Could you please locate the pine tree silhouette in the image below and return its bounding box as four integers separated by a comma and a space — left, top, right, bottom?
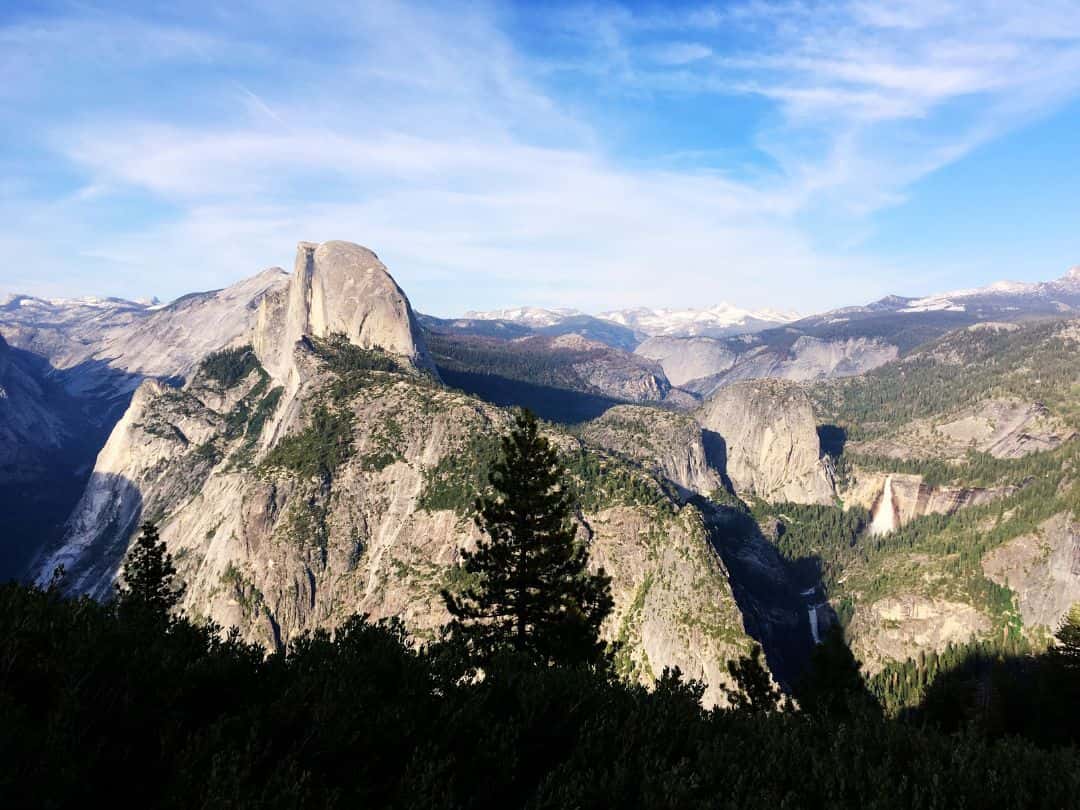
116, 521, 185, 619
723, 644, 786, 713
442, 410, 613, 667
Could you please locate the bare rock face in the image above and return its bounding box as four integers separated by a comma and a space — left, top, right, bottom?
982, 513, 1080, 631
635, 336, 738, 388
0, 333, 68, 480
32, 377, 225, 593
1, 269, 289, 402
844, 471, 1017, 536
696, 380, 834, 504
548, 334, 671, 403
638, 334, 898, 395
255, 241, 434, 384
580, 405, 723, 497
848, 594, 992, 674
589, 505, 752, 707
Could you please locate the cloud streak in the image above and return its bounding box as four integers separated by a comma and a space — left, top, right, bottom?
1, 0, 1079, 315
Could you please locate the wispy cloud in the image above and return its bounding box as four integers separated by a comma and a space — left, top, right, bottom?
2, 0, 1079, 314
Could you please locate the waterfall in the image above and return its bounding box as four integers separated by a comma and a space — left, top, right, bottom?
869, 474, 896, 536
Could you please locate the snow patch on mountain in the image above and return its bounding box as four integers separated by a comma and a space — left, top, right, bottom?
462, 306, 583, 327
599, 304, 799, 337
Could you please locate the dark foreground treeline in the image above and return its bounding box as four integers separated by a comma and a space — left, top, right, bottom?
3, 582, 1080, 810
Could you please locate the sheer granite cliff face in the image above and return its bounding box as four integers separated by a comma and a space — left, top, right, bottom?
254, 241, 435, 386
696, 380, 835, 505
1, 269, 289, 403
36, 242, 758, 707
637, 334, 897, 394
982, 513, 1080, 632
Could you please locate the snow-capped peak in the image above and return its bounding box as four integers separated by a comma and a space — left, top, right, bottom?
462, 306, 583, 328
460, 301, 799, 338
597, 303, 799, 337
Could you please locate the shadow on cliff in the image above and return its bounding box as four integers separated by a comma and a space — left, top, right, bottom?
816, 424, 847, 459
700, 429, 736, 494
0, 346, 144, 583
695, 497, 841, 692
31, 472, 144, 601
892, 644, 1080, 748
437, 366, 622, 423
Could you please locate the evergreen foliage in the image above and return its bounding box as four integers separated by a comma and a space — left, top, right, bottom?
309, 333, 404, 402
199, 345, 260, 388
115, 521, 185, 619
441, 409, 614, 667
811, 319, 1080, 439
262, 405, 353, 481
722, 644, 786, 714
4, 580, 1080, 808
1051, 603, 1080, 670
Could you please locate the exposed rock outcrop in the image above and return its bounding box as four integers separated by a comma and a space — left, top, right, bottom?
35, 243, 760, 707
848, 594, 992, 674
254, 241, 434, 385
982, 513, 1080, 631
696, 380, 835, 504
844, 471, 1017, 536
579, 405, 723, 496
638, 334, 897, 395
550, 334, 671, 403
850, 398, 1075, 462
635, 336, 738, 388
0, 269, 289, 403
0, 333, 68, 481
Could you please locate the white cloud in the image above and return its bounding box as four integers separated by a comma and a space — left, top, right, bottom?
3, 0, 1080, 315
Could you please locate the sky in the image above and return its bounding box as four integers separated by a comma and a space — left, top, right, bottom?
2, 0, 1079, 317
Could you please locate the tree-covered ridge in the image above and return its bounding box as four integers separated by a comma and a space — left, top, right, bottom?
198, 345, 261, 388
811, 319, 1080, 441
748, 428, 1078, 685
258, 335, 415, 481
417, 427, 679, 517
841, 438, 1075, 488
4, 580, 1080, 808
426, 330, 613, 391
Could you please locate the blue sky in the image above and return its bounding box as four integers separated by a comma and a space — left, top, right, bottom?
2, 0, 1079, 316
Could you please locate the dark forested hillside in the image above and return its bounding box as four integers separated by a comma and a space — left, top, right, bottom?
3, 581, 1080, 809
424, 329, 678, 422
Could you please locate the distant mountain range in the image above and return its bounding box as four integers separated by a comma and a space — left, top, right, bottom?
459, 268, 1080, 340
3, 241, 1079, 708
463, 302, 799, 339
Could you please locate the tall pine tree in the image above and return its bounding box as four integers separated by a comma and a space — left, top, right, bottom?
442, 410, 613, 667
116, 521, 185, 620
1051, 603, 1080, 670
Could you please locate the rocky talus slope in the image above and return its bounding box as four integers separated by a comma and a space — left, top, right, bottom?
34, 241, 762, 706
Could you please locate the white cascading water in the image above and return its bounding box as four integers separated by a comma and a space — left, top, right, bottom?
869, 475, 897, 536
